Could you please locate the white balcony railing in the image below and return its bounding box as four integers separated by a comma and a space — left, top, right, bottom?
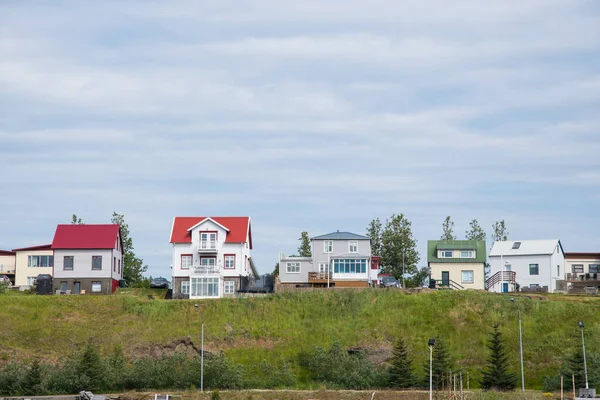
191, 265, 221, 276
198, 240, 217, 252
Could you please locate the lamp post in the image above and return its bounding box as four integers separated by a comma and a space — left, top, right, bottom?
510, 298, 525, 393
428, 338, 435, 400
194, 304, 205, 392
578, 321, 589, 389
402, 249, 405, 289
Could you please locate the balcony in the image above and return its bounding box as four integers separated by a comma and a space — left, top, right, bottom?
190, 265, 221, 276
566, 272, 600, 282
308, 272, 332, 283
197, 241, 218, 253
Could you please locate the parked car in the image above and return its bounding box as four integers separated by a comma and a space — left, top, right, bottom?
0, 275, 11, 285
380, 276, 400, 288
34, 274, 52, 286
150, 277, 170, 289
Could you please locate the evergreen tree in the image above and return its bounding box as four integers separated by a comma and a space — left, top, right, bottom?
388, 337, 415, 388
465, 219, 486, 241
71, 214, 84, 224
76, 341, 105, 392
480, 324, 517, 391
273, 262, 279, 277
297, 231, 312, 257
565, 346, 587, 389
423, 337, 452, 390
366, 218, 383, 256
441, 216, 456, 241
21, 359, 43, 396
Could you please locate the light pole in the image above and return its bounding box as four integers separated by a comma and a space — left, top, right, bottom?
402, 249, 405, 289
194, 304, 205, 392
428, 338, 435, 400
510, 298, 525, 393
578, 321, 589, 389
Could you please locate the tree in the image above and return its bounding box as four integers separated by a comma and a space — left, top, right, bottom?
71, 214, 84, 224
366, 218, 383, 256
297, 231, 311, 257
423, 337, 453, 390
405, 267, 429, 288
491, 220, 509, 242
381, 214, 419, 279
273, 263, 279, 277
480, 324, 517, 391
441, 216, 456, 241
77, 341, 105, 391
465, 219, 486, 241
388, 337, 416, 388
111, 212, 148, 287
21, 359, 43, 396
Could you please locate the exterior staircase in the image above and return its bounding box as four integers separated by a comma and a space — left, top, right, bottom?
485, 271, 516, 291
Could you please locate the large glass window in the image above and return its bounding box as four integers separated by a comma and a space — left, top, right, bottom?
286, 262, 300, 273
92, 256, 102, 270
27, 255, 53, 268
589, 264, 600, 273
529, 264, 539, 275
64, 256, 74, 271
572, 264, 584, 273
461, 270, 474, 283
191, 277, 219, 297
333, 259, 367, 274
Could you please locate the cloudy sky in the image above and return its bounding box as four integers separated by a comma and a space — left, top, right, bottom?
1, 0, 599, 277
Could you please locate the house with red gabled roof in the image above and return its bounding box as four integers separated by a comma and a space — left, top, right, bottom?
169, 216, 258, 299
52, 224, 123, 294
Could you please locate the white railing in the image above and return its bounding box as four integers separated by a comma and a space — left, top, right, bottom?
191, 265, 221, 276
198, 241, 217, 251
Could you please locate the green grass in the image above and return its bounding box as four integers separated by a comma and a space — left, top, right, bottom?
0, 289, 598, 389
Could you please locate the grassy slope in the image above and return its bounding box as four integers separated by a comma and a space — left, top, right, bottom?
0, 289, 598, 389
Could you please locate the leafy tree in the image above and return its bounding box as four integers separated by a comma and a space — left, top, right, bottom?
441, 216, 456, 241
466, 219, 486, 241
366, 218, 383, 256
423, 337, 453, 390
71, 214, 84, 224
111, 212, 148, 287
388, 337, 416, 388
21, 359, 43, 396
297, 231, 312, 257
381, 214, 419, 279
405, 267, 429, 288
273, 263, 279, 277
491, 220, 509, 242
480, 324, 517, 391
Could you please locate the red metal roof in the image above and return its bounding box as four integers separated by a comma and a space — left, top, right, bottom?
170, 217, 252, 248
0, 250, 16, 256
12, 244, 52, 252
52, 224, 120, 249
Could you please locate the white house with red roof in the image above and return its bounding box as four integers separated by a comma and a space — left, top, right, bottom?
169, 216, 258, 299
52, 224, 123, 295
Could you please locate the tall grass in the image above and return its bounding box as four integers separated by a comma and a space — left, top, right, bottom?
0, 289, 597, 389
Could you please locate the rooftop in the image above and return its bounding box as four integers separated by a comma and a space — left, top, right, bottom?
489, 239, 562, 256
311, 231, 370, 240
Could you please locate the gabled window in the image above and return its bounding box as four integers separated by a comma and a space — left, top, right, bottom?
324, 241, 333, 253
349, 241, 358, 253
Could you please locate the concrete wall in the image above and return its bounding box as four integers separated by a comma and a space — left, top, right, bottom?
430, 262, 486, 290
53, 277, 115, 295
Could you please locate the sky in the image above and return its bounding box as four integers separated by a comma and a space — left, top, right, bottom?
1, 0, 599, 278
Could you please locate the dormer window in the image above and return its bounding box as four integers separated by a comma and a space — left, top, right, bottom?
440, 250, 453, 258
460, 250, 475, 258
512, 242, 521, 249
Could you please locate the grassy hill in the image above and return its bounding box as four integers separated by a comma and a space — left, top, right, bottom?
0, 288, 598, 389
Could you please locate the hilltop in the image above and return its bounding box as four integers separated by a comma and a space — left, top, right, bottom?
0, 289, 598, 389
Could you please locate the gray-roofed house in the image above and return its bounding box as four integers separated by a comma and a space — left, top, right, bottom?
278, 230, 381, 289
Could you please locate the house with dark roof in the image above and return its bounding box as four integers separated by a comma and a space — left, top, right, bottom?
427, 240, 486, 290
52, 224, 123, 294
278, 231, 381, 289
13, 244, 53, 287
169, 216, 257, 299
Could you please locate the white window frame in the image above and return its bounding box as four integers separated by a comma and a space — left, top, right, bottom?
318, 263, 330, 273
181, 280, 190, 295
181, 255, 192, 270
349, 241, 358, 253
224, 280, 235, 295
461, 270, 474, 284
286, 262, 301, 274
439, 250, 453, 258
91, 281, 102, 293
92, 255, 102, 271
460, 250, 474, 258
224, 255, 235, 269
324, 240, 333, 253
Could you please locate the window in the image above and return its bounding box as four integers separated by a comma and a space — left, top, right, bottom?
440, 250, 453, 258
27, 276, 36, 285
92, 256, 102, 270
190, 277, 219, 297
60, 281, 68, 292
572, 264, 584, 273
181, 255, 193, 270
557, 265, 560, 276
200, 232, 217, 249
224, 281, 235, 295
319, 263, 330, 274
91, 281, 102, 293
114, 257, 116, 272
27, 255, 53, 267
324, 241, 333, 253
461, 270, 474, 284
333, 259, 367, 274
181, 280, 190, 295
588, 264, 600, 273
118, 259, 121, 274
224, 255, 236, 269
529, 264, 539, 275
512, 242, 522, 249
349, 241, 358, 253
460, 251, 474, 258
286, 262, 301, 273
63, 256, 74, 271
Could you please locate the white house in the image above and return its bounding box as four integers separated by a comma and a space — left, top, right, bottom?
488, 240, 564, 293
52, 224, 123, 295
169, 216, 258, 299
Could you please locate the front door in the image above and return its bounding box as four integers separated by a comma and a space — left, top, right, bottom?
74, 282, 81, 294
502, 282, 509, 293
441, 271, 450, 287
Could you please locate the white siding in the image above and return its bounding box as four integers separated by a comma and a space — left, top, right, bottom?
54, 249, 114, 279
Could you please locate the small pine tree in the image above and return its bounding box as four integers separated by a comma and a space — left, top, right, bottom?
423, 337, 452, 390
388, 337, 415, 388
77, 341, 105, 392
565, 346, 587, 389
480, 324, 517, 391
21, 359, 43, 395
297, 232, 312, 257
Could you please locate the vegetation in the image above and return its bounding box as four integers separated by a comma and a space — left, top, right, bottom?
441, 216, 456, 241
423, 336, 453, 390
491, 220, 509, 241
480, 324, 517, 391
388, 337, 416, 388
378, 214, 419, 278
111, 212, 149, 287
297, 232, 311, 258
466, 219, 486, 241
0, 289, 598, 392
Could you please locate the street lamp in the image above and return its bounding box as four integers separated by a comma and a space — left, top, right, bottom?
402, 249, 405, 289
578, 321, 589, 390
194, 304, 205, 392
510, 298, 525, 393
428, 338, 435, 400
